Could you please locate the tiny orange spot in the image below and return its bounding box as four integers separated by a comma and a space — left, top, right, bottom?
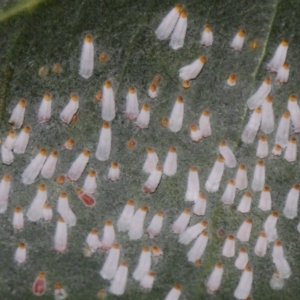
96, 90, 103, 102
56, 175, 66, 185
127, 139, 136, 150
161, 117, 169, 128
251, 40, 259, 50
100, 52, 108, 63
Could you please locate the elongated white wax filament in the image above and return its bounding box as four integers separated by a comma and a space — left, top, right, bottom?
155, 5, 183, 40
179, 57, 207, 81
170, 9, 187, 50
60, 94, 79, 124
79, 34, 94, 79
168, 96, 184, 132
205, 155, 224, 193
200, 25, 213, 47
9, 99, 26, 129
246, 78, 271, 110
267, 39, 289, 72
101, 81, 115, 121
241, 107, 262, 144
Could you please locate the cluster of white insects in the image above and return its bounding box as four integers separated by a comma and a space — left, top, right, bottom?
0, 3, 298, 299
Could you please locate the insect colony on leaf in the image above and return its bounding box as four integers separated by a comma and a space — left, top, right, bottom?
0, 3, 298, 299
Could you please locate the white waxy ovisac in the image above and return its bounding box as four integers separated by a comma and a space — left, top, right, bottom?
276, 62, 290, 83
57, 192, 77, 227
4, 130, 16, 150
236, 219, 252, 242
21, 149, 47, 185
82, 170, 97, 194
165, 285, 182, 300
126, 87, 139, 120
270, 270, 285, 290
284, 137, 297, 162
246, 78, 272, 110
14, 242, 26, 264
283, 184, 300, 219
79, 34, 94, 79
0, 174, 11, 213
187, 231, 209, 263
155, 5, 183, 40
86, 229, 102, 250
117, 200, 135, 232
200, 25, 213, 46
199, 110, 211, 137
54, 284, 67, 300
185, 167, 200, 202
179, 220, 208, 245
128, 206, 148, 240
261, 95, 275, 134
272, 144, 282, 156
108, 162, 120, 181
148, 84, 158, 99
59, 94, 79, 124
8, 99, 27, 129
258, 186, 272, 211
235, 164, 248, 190
254, 232, 267, 257
251, 160, 265, 192
133, 246, 152, 281
241, 107, 262, 144
230, 29, 246, 51
41, 150, 58, 179
222, 235, 235, 258
272, 241, 291, 278
14, 125, 31, 154
101, 221, 115, 250
136, 104, 150, 129
190, 124, 202, 142
235, 248, 249, 270
9, 99, 26, 129
221, 179, 236, 205
168, 97, 184, 132
26, 184, 47, 222
205, 155, 225, 193
1, 144, 14, 165
140, 272, 156, 290
38, 93, 52, 123
109, 262, 128, 295
275, 111, 290, 148
95, 122, 111, 161
179, 57, 207, 81
172, 208, 191, 234
219, 141, 236, 168
193, 193, 206, 216
256, 136, 268, 158
143, 148, 159, 173
42, 203, 53, 221
163, 147, 177, 176
234, 266, 253, 300
13, 207, 24, 230
237, 192, 252, 213
1, 143, 14, 165
102, 81, 115, 121
54, 217, 67, 253
147, 211, 164, 238
287, 94, 300, 133
263, 212, 278, 242
100, 244, 121, 280
170, 10, 187, 50
206, 263, 224, 293
267, 39, 289, 72
143, 166, 162, 194
67, 150, 90, 181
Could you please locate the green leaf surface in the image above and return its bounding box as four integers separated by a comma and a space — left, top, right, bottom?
0, 0, 300, 299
